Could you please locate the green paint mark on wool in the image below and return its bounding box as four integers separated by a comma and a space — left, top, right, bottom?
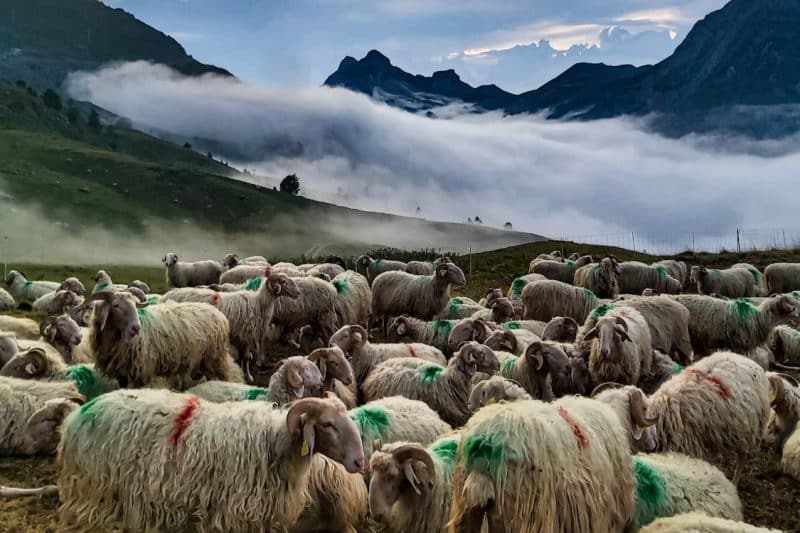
581, 288, 596, 300
463, 434, 504, 479
654, 265, 667, 279
245, 387, 268, 400
243, 277, 263, 291
430, 437, 458, 468
510, 278, 526, 296
332, 279, 348, 295
670, 364, 684, 375
92, 281, 109, 294
78, 396, 103, 425
452, 297, 465, 305
350, 406, 391, 437
732, 298, 758, 320
145, 295, 160, 305
633, 456, 667, 526
64, 364, 98, 399
501, 356, 518, 376
421, 365, 444, 383
375, 259, 384, 266
433, 320, 453, 336
747, 267, 762, 285
591, 303, 614, 318
502, 321, 521, 330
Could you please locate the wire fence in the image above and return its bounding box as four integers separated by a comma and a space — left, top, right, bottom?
554, 228, 800, 256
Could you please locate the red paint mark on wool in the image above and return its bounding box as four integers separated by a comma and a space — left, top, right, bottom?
210, 292, 221, 307
170, 396, 201, 446
557, 407, 588, 448
407, 345, 417, 358
687, 370, 731, 400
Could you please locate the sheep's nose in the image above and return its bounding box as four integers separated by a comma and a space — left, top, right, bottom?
354, 457, 365, 471
128, 324, 141, 338
600, 347, 610, 358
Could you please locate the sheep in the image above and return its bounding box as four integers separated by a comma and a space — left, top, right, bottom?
0, 316, 39, 339
91, 270, 127, 294
541, 316, 579, 342
219, 263, 272, 284
40, 314, 92, 364
468, 375, 532, 411
57, 392, 365, 531
129, 280, 150, 294
187, 381, 271, 403
573, 256, 622, 298
85, 290, 238, 389
484, 328, 539, 356
308, 263, 346, 280
331, 270, 371, 328
164, 273, 300, 381
766, 324, 800, 366
580, 296, 693, 366
507, 273, 546, 305
496, 340, 572, 400
269, 276, 338, 347
470, 297, 514, 324
362, 341, 500, 427
763, 373, 800, 449
162, 252, 223, 287
590, 383, 662, 454
267, 356, 325, 405
1, 348, 118, 400
329, 324, 446, 385
653, 260, 688, 288
405, 260, 435, 275
369, 435, 460, 533
630, 452, 742, 528
31, 289, 82, 317
639, 350, 685, 394
500, 319, 546, 336
349, 396, 452, 462
446, 318, 497, 355
0, 287, 13, 311
639, 512, 780, 532
781, 425, 800, 481
528, 255, 592, 283
618, 262, 682, 295
646, 352, 770, 479
0, 376, 83, 456
371, 262, 466, 334
449, 396, 636, 533
731, 263, 767, 295
534, 251, 562, 261
691, 266, 757, 298
765, 263, 800, 294
356, 256, 407, 284
437, 297, 485, 320
672, 294, 799, 358
521, 279, 600, 323
308, 346, 357, 409
4, 270, 60, 304
526, 340, 591, 397
386, 315, 459, 354
584, 306, 653, 388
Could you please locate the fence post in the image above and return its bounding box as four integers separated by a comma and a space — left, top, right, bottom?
736, 228, 741, 254
468, 244, 472, 280
784, 229, 787, 249
631, 232, 636, 252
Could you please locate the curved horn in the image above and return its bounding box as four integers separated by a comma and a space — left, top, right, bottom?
769, 374, 786, 407
285, 361, 304, 389
391, 445, 435, 487
350, 324, 369, 347
775, 373, 800, 389
771, 361, 800, 372
285, 397, 323, 438
591, 382, 624, 397
629, 389, 659, 427
24, 348, 49, 376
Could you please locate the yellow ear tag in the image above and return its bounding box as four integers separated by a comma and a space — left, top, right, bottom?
769, 391, 776, 403
300, 441, 310, 457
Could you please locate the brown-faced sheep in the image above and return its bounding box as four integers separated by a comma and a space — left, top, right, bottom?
387, 316, 460, 354
40, 315, 92, 364
446, 318, 497, 355
219, 263, 272, 284
584, 307, 652, 387
308, 346, 357, 409
362, 342, 500, 427
573, 256, 622, 299
31, 290, 82, 317
163, 252, 222, 287
521, 279, 599, 323
484, 328, 539, 356
269, 276, 338, 348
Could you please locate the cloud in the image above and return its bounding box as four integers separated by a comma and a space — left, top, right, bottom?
65, 62, 800, 253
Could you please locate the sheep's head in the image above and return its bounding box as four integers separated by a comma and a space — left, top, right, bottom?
130, 280, 151, 294
583, 315, 631, 362
569, 356, 590, 396
163, 253, 179, 267
447, 319, 494, 355
222, 253, 240, 269
542, 316, 579, 342
484, 288, 503, 304
550, 250, 562, 258
325, 255, 346, 269
307, 270, 331, 282
329, 325, 369, 356
525, 341, 569, 374
0, 333, 20, 367
387, 315, 413, 342
356, 255, 373, 269
308, 346, 354, 386
286, 394, 365, 474
86, 290, 144, 340
568, 253, 580, 261
489, 298, 514, 324
93, 270, 111, 284
42, 314, 82, 350
279, 356, 324, 399
266, 273, 301, 299
52, 290, 82, 313
456, 341, 499, 376
484, 330, 518, 354
642, 288, 659, 297
435, 263, 466, 287
5, 270, 23, 287
592, 383, 659, 452
123, 287, 147, 303
0, 347, 51, 378
768, 294, 799, 323
59, 277, 86, 296
764, 373, 800, 445
690, 265, 707, 284
20, 397, 83, 456
468, 375, 529, 411
369, 443, 436, 522
575, 255, 593, 267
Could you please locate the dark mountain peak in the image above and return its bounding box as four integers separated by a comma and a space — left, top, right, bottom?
363, 50, 392, 65
338, 56, 359, 69
432, 69, 460, 81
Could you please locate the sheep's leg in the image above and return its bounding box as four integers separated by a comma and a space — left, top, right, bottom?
1, 485, 58, 498
242, 357, 254, 384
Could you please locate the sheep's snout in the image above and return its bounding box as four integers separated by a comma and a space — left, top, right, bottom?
127, 324, 141, 339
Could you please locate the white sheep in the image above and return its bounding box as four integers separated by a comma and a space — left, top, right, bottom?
91, 270, 127, 294
4, 270, 60, 304
31, 289, 82, 317
356, 256, 407, 284
40, 314, 93, 364
386, 315, 459, 354
219, 263, 272, 284
584, 306, 653, 387
653, 260, 688, 288
331, 270, 371, 328
618, 262, 682, 295
57, 392, 365, 531
691, 266, 758, 298
521, 279, 599, 323
405, 260, 435, 275
767, 325, 800, 365
639, 512, 780, 532
266, 356, 325, 405
269, 276, 338, 347
765, 263, 800, 294
362, 341, 500, 427
163, 252, 223, 287
187, 381, 271, 403
0, 287, 14, 311
573, 256, 622, 299
0, 316, 39, 339
308, 346, 357, 409
0, 376, 83, 456
468, 375, 532, 411
528, 255, 592, 283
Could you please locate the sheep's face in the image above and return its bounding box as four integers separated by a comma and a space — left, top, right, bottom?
286, 395, 365, 474
5, 270, 22, 287
283, 358, 324, 398
21, 398, 82, 456
447, 320, 491, 355
309, 346, 354, 386
484, 330, 516, 354
356, 256, 372, 269
163, 253, 178, 267
60, 278, 86, 296
490, 298, 514, 324
93, 292, 141, 340
47, 315, 83, 348
584, 316, 630, 362
386, 316, 411, 342
485, 288, 503, 303
765, 374, 800, 445
468, 377, 510, 411
0, 348, 50, 378
436, 263, 466, 287
541, 316, 579, 343
0, 334, 19, 367
457, 342, 500, 375
53, 290, 82, 312
690, 265, 706, 284
329, 325, 368, 356
130, 280, 150, 294
764, 410, 794, 445
222, 254, 240, 269
569, 357, 590, 395
267, 274, 301, 299
369, 445, 435, 522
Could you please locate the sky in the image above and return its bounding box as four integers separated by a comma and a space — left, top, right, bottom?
105, 0, 729, 91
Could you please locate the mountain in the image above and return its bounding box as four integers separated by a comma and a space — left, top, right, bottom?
326, 0, 800, 137
0, 0, 231, 91
324, 50, 514, 112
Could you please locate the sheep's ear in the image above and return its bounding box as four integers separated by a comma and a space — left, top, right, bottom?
781, 297, 796, 314
301, 419, 315, 457
45, 325, 57, 343
396, 321, 407, 335
25, 398, 80, 450
317, 358, 327, 381
583, 326, 599, 341
615, 325, 632, 342
96, 303, 111, 332
403, 461, 423, 495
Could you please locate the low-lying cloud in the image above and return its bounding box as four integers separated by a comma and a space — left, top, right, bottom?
65, 61, 800, 248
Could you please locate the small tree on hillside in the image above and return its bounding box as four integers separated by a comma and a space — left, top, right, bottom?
42, 89, 62, 111
504, 222, 513, 230
280, 174, 301, 195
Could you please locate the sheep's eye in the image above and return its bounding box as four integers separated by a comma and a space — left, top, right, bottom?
329, 362, 337, 367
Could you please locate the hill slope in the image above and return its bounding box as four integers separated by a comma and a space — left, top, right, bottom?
0, 0, 231, 91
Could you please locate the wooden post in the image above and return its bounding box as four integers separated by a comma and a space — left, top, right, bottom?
736, 228, 741, 254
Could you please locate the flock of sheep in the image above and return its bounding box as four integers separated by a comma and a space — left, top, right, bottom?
2, 250, 800, 532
